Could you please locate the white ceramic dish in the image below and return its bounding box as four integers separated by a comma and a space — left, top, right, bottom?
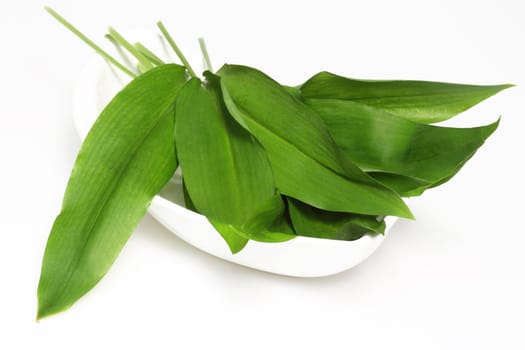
72, 34, 400, 277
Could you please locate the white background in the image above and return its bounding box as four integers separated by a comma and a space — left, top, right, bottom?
1, 0, 524, 349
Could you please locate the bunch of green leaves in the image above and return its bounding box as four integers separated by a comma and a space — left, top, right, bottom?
37, 8, 511, 319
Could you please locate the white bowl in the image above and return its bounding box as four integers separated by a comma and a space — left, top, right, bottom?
72, 35, 399, 277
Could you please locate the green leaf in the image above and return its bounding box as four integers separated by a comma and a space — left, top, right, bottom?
174, 74, 291, 252
287, 198, 385, 241
182, 180, 197, 212
235, 195, 297, 243
300, 71, 512, 123
305, 98, 499, 186
368, 172, 430, 197
210, 217, 295, 247
207, 220, 249, 254
218, 64, 412, 219
37, 64, 187, 320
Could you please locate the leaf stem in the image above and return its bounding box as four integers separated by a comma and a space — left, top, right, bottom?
198, 37, 213, 72
44, 7, 136, 78
104, 34, 138, 74
135, 42, 165, 66
157, 21, 196, 77
107, 28, 154, 73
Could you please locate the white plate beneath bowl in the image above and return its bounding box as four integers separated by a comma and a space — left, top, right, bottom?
72, 33, 401, 277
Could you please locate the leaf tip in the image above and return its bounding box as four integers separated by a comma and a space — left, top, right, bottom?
483, 83, 515, 99
229, 243, 247, 254
405, 211, 416, 221
397, 206, 416, 221
36, 301, 55, 321
395, 199, 416, 220
36, 282, 73, 321
482, 117, 501, 138
389, 196, 415, 220
36, 294, 75, 321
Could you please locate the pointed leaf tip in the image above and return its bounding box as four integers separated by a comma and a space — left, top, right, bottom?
300, 72, 514, 124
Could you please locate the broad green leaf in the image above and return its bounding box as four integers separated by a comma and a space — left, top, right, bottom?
300, 71, 512, 123
218, 64, 412, 219
305, 98, 499, 186
37, 64, 187, 319
368, 172, 430, 197
287, 198, 385, 241
174, 75, 292, 252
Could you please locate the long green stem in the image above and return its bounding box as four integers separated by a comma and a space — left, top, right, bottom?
107, 28, 154, 72
198, 38, 213, 72
44, 7, 136, 78
135, 43, 165, 66
104, 34, 138, 74
157, 21, 196, 77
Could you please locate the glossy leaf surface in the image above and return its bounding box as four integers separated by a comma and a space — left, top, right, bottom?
300, 71, 511, 123
175, 75, 293, 252
288, 198, 385, 241
37, 64, 187, 319
306, 98, 499, 185
218, 64, 412, 219
368, 172, 430, 197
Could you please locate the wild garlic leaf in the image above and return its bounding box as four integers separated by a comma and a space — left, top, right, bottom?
300, 71, 512, 124
306, 99, 499, 186
174, 74, 291, 253
287, 198, 385, 241
218, 64, 412, 219
37, 64, 187, 320
367, 172, 431, 197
